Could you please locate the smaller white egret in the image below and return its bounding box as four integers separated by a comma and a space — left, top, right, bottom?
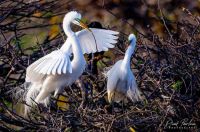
106, 34, 142, 103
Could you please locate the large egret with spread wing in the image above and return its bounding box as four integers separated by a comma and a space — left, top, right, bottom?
25, 11, 119, 115
106, 34, 141, 103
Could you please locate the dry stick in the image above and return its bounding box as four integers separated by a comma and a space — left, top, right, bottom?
158, 90, 175, 129
157, 0, 173, 41
1, 7, 36, 29
0, 1, 66, 130
107, 116, 115, 132
16, 23, 61, 31
0, 0, 198, 130
182, 7, 200, 24
0, 30, 8, 42
34, 33, 46, 55
0, 1, 17, 23
0, 1, 56, 32
4, 66, 15, 84
0, 100, 40, 126
0, 34, 16, 50
106, 108, 151, 131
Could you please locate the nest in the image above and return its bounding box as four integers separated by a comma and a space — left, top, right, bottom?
0, 0, 199, 131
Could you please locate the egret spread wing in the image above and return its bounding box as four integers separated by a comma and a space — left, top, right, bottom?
76, 28, 119, 54
106, 60, 122, 77
106, 60, 122, 103
26, 50, 72, 82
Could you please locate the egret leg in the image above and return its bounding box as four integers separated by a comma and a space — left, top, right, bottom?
111, 101, 114, 114
122, 100, 127, 130
35, 75, 60, 104
109, 92, 114, 114
35, 85, 56, 104
91, 83, 93, 101
35, 89, 49, 104
76, 79, 87, 108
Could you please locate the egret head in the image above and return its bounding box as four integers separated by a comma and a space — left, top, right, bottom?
64, 11, 81, 23
128, 34, 136, 43
64, 11, 90, 31
124, 33, 137, 56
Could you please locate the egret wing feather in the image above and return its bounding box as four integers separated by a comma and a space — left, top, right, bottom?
60, 28, 119, 54
57, 58, 65, 74
76, 28, 119, 54
106, 60, 122, 103
106, 60, 122, 77
26, 50, 72, 83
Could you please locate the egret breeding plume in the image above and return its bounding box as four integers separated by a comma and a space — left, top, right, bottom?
25, 11, 119, 115
106, 34, 141, 103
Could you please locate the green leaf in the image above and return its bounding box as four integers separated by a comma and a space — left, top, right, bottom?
97, 61, 106, 68
43, 11, 53, 18
3, 98, 12, 108
171, 80, 182, 90
137, 60, 143, 65
143, 99, 148, 106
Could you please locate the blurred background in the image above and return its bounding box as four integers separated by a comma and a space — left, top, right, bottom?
1, 0, 199, 53
0, 0, 200, 131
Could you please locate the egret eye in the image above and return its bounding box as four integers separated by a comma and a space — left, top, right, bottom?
75, 18, 80, 22
72, 18, 81, 26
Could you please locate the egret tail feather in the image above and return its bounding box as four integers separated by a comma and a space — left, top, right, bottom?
24, 83, 41, 116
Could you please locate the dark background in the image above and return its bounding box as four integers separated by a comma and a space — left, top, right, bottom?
0, 0, 200, 131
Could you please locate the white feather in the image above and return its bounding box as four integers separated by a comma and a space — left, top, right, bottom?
106, 34, 142, 103
60, 28, 119, 54
26, 50, 72, 83
57, 58, 64, 74
24, 11, 119, 116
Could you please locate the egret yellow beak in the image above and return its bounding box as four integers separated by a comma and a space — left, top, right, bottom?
75, 18, 91, 32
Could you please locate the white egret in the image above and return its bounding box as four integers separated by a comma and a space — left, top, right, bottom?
25, 11, 119, 115
106, 34, 141, 103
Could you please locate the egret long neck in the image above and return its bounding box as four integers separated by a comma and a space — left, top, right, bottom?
61, 18, 84, 62
60, 39, 72, 53
60, 17, 74, 53
70, 34, 84, 62
121, 41, 136, 69
63, 17, 73, 36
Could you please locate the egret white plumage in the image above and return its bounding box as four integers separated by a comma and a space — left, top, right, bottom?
25, 11, 119, 115
106, 34, 141, 103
